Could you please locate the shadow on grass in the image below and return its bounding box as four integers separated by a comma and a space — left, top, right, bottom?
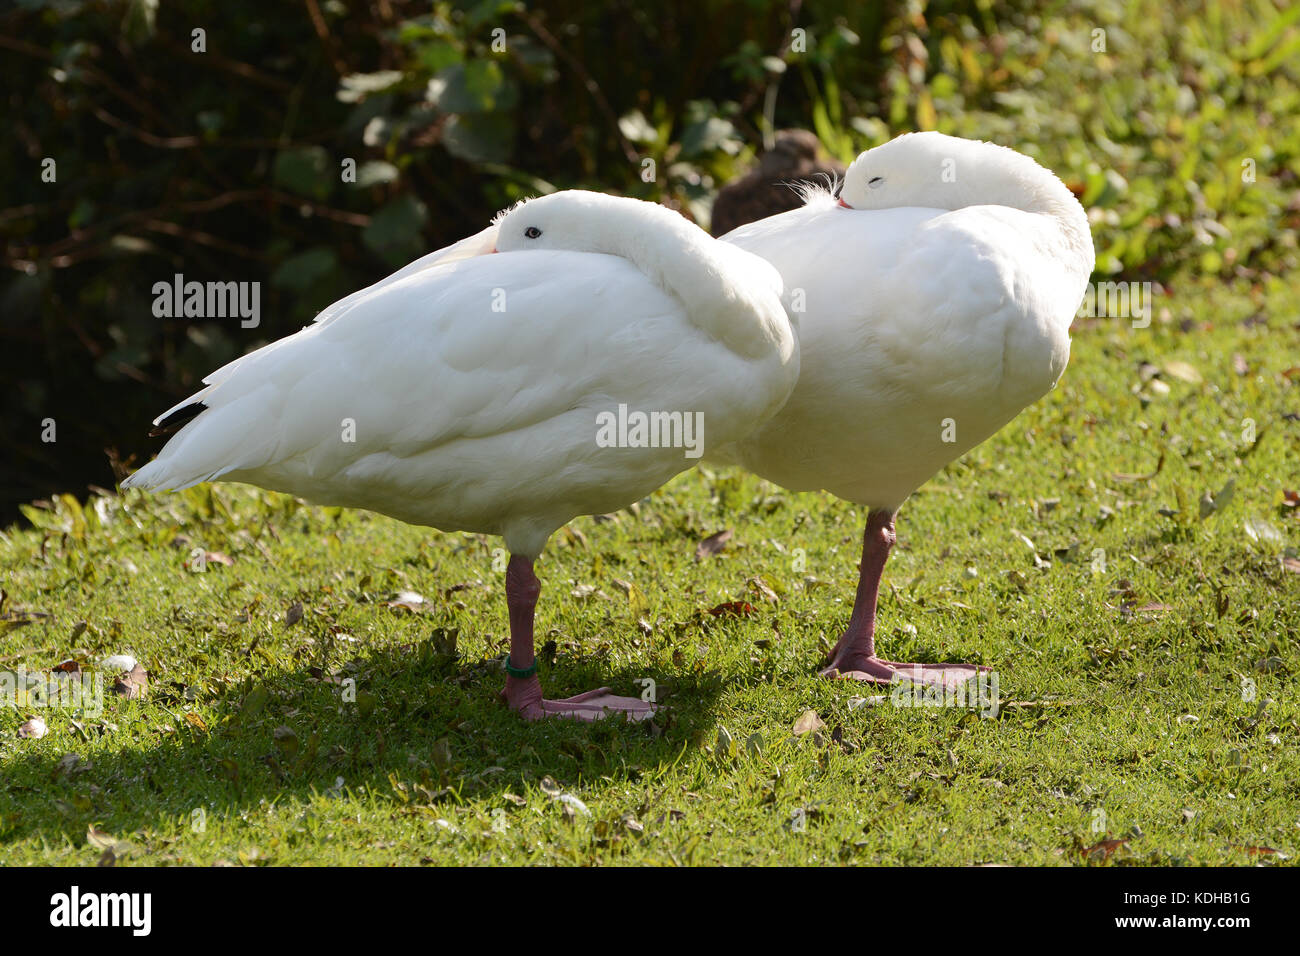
0, 647, 729, 850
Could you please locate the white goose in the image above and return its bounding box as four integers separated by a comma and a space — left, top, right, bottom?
124, 190, 798, 720
718, 132, 1094, 688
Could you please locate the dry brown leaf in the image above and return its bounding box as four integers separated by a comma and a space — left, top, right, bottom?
112, 663, 148, 699
204, 551, 234, 566
284, 601, 304, 628
748, 576, 779, 604
1232, 844, 1281, 857
706, 600, 755, 617
18, 716, 48, 739
694, 529, 733, 562
1283, 557, 1300, 574
1080, 838, 1128, 862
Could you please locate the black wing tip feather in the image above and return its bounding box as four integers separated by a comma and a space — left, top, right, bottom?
149, 402, 208, 437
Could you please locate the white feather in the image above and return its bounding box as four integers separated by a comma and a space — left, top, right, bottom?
717, 132, 1094, 510
124, 191, 797, 559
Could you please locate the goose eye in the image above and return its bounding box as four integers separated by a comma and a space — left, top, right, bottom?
868, 177, 885, 189
524, 226, 543, 239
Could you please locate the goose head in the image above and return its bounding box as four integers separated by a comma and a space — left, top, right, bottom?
839, 131, 1064, 214
838, 131, 1094, 272
492, 189, 792, 363
493, 190, 691, 257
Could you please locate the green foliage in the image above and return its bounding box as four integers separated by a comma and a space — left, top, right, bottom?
0, 0, 907, 515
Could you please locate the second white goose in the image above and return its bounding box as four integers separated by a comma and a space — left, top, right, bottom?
718, 132, 1095, 688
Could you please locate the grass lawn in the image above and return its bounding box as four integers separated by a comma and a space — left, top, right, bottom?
1, 274, 1296, 866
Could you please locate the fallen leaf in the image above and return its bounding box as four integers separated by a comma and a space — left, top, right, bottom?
1163, 360, 1203, 384
204, 551, 234, 566
429, 626, 458, 657
626, 581, 648, 619
384, 590, 425, 612
112, 663, 148, 699
273, 725, 299, 758
53, 753, 88, 779
240, 685, 269, 720
1243, 517, 1283, 545
1283, 557, 1300, 574
18, 716, 48, 739
1232, 844, 1287, 859
1200, 479, 1235, 518
793, 710, 825, 735
747, 575, 780, 604
558, 793, 590, 818
1134, 602, 1172, 614
707, 600, 754, 617
848, 696, 887, 709
694, 529, 733, 561
1079, 838, 1128, 862
715, 725, 735, 755
86, 826, 118, 851
284, 601, 304, 627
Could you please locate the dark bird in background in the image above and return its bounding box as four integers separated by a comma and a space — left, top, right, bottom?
710, 129, 846, 236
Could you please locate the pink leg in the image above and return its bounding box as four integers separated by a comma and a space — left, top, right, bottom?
820, 511, 989, 690
501, 555, 655, 722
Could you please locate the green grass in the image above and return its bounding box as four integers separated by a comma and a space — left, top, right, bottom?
1, 275, 1297, 866
3, 0, 1299, 867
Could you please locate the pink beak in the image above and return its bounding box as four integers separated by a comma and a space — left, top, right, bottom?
837, 198, 852, 209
